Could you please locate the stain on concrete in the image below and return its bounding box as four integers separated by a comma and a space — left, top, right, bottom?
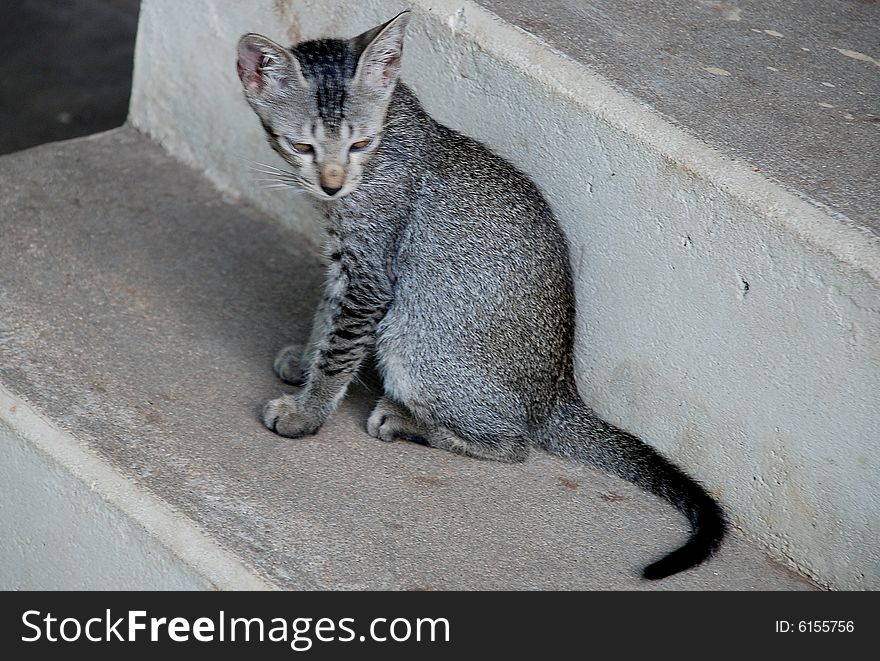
763, 551, 827, 588
272, 0, 293, 20
287, 12, 302, 45
558, 476, 580, 491
698, 1, 743, 22
269, 0, 301, 44
414, 475, 444, 487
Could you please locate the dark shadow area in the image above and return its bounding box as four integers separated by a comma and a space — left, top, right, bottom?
0, 0, 141, 155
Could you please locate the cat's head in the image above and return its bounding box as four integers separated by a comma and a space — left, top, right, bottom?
236, 12, 410, 201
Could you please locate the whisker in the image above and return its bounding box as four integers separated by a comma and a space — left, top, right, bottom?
260, 184, 309, 194
239, 156, 308, 192
250, 168, 297, 178
243, 159, 298, 176
240, 156, 284, 169
247, 164, 281, 172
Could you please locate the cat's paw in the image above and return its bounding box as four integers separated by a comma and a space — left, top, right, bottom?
273, 344, 307, 386
366, 401, 428, 445
262, 394, 322, 438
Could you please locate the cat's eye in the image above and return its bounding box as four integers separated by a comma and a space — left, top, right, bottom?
350, 139, 373, 152
278, 136, 314, 155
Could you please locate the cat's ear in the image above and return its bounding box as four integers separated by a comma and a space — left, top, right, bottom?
237, 34, 304, 96
352, 11, 410, 95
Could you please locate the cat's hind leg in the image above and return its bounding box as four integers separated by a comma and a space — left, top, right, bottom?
367, 396, 529, 464
367, 396, 429, 445
431, 425, 530, 464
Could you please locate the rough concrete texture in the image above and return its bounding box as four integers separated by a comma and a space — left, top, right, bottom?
0, 381, 273, 591
0, 129, 816, 589
0, 0, 141, 155
481, 0, 880, 234
1, 421, 210, 590
128, 0, 879, 589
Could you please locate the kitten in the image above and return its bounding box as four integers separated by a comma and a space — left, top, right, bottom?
236, 11, 725, 579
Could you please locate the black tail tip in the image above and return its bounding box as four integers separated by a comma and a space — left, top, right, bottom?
640, 546, 715, 581
641, 507, 727, 580
641, 557, 685, 581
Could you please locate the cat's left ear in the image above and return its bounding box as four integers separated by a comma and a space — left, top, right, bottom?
237, 33, 305, 97
352, 11, 410, 95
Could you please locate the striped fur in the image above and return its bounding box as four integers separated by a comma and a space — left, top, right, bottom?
238, 11, 726, 580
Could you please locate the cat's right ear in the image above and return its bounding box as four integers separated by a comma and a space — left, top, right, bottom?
236, 34, 304, 96
351, 11, 410, 97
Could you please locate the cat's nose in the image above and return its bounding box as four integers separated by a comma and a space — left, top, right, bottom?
320, 162, 346, 196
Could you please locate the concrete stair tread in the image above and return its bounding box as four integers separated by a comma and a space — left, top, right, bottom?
0, 128, 816, 589
480, 0, 880, 234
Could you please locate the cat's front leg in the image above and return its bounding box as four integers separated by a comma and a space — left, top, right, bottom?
273, 297, 328, 385
262, 392, 322, 438
262, 353, 361, 437
263, 339, 366, 437
262, 278, 384, 438
273, 343, 308, 385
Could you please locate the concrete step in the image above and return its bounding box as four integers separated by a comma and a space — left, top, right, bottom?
480, 0, 880, 233
0, 128, 815, 589
123, 0, 878, 589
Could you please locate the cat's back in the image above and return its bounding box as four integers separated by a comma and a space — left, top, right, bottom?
416, 116, 571, 302
389, 84, 553, 228
386, 86, 571, 331
377, 84, 576, 399
434, 124, 555, 234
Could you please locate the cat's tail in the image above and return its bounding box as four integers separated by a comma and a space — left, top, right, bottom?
537, 398, 725, 580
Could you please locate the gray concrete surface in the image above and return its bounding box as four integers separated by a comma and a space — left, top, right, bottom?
0, 128, 815, 589
2, 420, 212, 590
129, 0, 879, 589
0, 0, 141, 155
480, 0, 879, 233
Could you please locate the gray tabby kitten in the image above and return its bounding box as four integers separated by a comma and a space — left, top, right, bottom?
236, 11, 725, 579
